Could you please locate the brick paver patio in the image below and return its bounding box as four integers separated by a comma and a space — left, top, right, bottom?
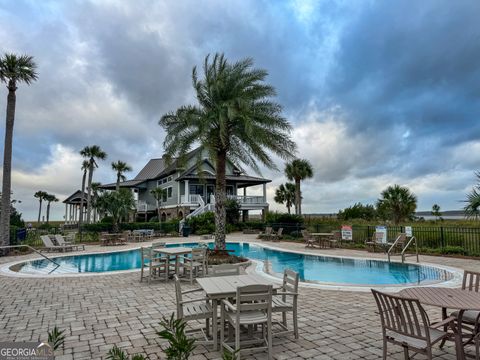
0, 234, 478, 359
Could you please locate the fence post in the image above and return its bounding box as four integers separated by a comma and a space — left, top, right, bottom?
440, 227, 445, 249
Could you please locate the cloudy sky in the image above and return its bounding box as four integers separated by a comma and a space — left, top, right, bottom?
1, 0, 480, 221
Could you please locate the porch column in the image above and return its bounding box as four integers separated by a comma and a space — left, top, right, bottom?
64, 204, 68, 224
69, 204, 73, 224
185, 180, 189, 203
242, 210, 248, 222
177, 181, 181, 204
262, 183, 267, 203
74, 205, 78, 223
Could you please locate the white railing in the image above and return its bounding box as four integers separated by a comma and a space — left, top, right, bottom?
227, 195, 265, 204
136, 200, 156, 212
180, 194, 205, 205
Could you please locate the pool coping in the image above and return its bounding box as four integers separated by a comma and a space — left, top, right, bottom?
0, 240, 464, 291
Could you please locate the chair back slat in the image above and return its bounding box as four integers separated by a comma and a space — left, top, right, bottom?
301, 230, 310, 240
265, 227, 272, 235
174, 275, 183, 318
283, 269, 299, 293
211, 264, 240, 277
151, 242, 166, 249
236, 285, 272, 312
371, 289, 430, 343
41, 235, 55, 248
191, 248, 206, 261
277, 228, 283, 236
462, 270, 480, 292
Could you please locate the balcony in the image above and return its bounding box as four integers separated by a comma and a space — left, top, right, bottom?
228, 195, 266, 205
180, 194, 204, 205
136, 200, 156, 213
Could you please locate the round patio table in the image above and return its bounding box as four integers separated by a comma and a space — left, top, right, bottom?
399, 287, 480, 360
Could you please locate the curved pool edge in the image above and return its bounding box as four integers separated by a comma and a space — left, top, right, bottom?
0, 240, 465, 292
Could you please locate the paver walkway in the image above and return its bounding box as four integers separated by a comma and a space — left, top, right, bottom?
0, 234, 478, 359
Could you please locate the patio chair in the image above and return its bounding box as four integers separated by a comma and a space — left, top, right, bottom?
122, 230, 134, 242
271, 228, 283, 242
442, 270, 480, 350
371, 289, 454, 360
328, 230, 341, 248
220, 284, 273, 360
181, 248, 207, 284
301, 230, 315, 248
272, 269, 299, 339
210, 264, 240, 277
54, 234, 85, 251
366, 232, 388, 252
40, 235, 74, 252
140, 247, 169, 283
262, 227, 273, 241
174, 275, 213, 341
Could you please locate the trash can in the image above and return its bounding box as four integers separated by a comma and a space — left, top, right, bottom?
182, 225, 191, 237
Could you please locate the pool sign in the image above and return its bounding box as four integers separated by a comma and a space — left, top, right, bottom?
375, 226, 388, 244
405, 226, 413, 237
341, 225, 353, 241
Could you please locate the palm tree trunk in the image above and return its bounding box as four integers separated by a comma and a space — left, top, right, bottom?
287, 204, 291, 214
46, 202, 51, 224
86, 162, 94, 223
37, 199, 42, 223
214, 151, 227, 250
0, 83, 17, 247
116, 173, 120, 192
79, 170, 86, 226
295, 179, 301, 215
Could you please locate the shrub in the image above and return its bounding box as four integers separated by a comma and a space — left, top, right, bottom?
225, 199, 240, 224
157, 313, 196, 360
442, 246, 466, 255
187, 212, 215, 234
266, 212, 303, 224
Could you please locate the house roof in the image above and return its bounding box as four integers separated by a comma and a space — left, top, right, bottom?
63, 190, 87, 204
134, 158, 166, 180
99, 179, 147, 190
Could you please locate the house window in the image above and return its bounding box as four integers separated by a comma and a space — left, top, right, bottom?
167, 176, 172, 182
189, 184, 204, 196
162, 178, 168, 184
226, 186, 234, 195
162, 191, 167, 202
168, 187, 172, 198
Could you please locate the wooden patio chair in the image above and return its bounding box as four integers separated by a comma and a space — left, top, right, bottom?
181, 248, 207, 284
272, 228, 283, 242
140, 247, 169, 284
272, 269, 299, 339
174, 275, 212, 342
220, 284, 273, 360
366, 232, 386, 252
301, 230, 315, 248
210, 264, 240, 277
328, 230, 341, 248
442, 270, 480, 350
371, 289, 454, 360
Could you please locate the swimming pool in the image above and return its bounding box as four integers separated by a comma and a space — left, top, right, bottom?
10, 242, 453, 286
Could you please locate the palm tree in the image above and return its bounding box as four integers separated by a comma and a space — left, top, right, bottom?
285, 159, 313, 215
111, 161, 132, 191
376, 184, 417, 225
96, 189, 135, 233
151, 188, 168, 224
0, 54, 37, 246
44, 194, 59, 224
274, 183, 296, 214
80, 145, 107, 224
78, 160, 89, 228
34, 190, 48, 223
160, 53, 296, 250
464, 188, 480, 220
431, 204, 442, 221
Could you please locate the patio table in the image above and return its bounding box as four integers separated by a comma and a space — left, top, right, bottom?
196, 274, 280, 350
399, 287, 480, 360
153, 247, 193, 278
311, 232, 334, 248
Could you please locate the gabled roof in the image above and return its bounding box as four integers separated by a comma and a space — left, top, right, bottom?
100, 179, 147, 190
63, 190, 87, 204
134, 158, 166, 180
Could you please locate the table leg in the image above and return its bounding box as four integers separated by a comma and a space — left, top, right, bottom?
212, 299, 218, 351
455, 310, 465, 360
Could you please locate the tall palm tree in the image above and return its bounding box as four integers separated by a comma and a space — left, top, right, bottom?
274, 183, 296, 214
111, 160, 132, 191
376, 184, 417, 225
285, 159, 313, 215
78, 160, 89, 228
160, 53, 296, 249
44, 194, 58, 224
0, 54, 37, 246
151, 187, 167, 224
34, 190, 48, 223
80, 145, 107, 224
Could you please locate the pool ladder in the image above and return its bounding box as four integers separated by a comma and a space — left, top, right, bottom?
387, 235, 419, 263
0, 245, 60, 273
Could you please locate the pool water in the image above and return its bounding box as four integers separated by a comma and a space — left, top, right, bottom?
15, 242, 451, 285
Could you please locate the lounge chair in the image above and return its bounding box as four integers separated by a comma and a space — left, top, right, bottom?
272, 269, 299, 339
262, 227, 273, 241
272, 228, 283, 242
371, 289, 453, 360
54, 234, 85, 251
40, 235, 74, 252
